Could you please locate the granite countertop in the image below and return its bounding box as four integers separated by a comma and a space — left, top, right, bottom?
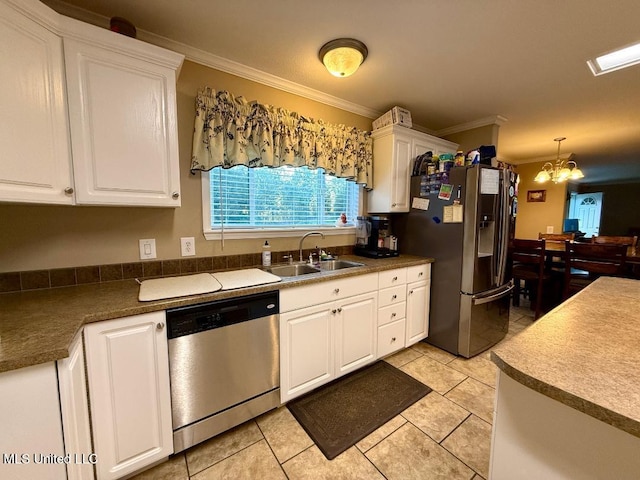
491, 276, 640, 439
0, 255, 431, 373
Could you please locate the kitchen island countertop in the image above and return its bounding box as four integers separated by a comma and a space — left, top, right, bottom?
491, 276, 640, 439
0, 255, 431, 373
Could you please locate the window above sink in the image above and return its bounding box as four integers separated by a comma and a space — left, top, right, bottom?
201, 166, 360, 240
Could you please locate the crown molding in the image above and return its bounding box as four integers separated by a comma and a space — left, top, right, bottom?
42, 0, 382, 120
436, 115, 509, 137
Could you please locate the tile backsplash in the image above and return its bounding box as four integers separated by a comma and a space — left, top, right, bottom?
0, 245, 354, 293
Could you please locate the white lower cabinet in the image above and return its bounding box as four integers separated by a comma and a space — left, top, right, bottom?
376, 264, 432, 358
405, 264, 431, 346
406, 280, 430, 346
57, 332, 95, 480
335, 292, 378, 377
0, 362, 66, 480
84, 311, 173, 480
280, 273, 378, 403
280, 303, 334, 402
377, 318, 407, 358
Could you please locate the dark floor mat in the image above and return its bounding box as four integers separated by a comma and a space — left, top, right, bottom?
287, 361, 432, 460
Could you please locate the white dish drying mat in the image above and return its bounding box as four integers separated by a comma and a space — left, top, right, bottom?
213, 268, 281, 290
138, 273, 222, 302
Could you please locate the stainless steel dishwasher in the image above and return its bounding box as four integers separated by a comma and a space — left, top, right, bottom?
166, 291, 279, 453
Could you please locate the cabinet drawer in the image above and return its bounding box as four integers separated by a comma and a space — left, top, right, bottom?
378, 302, 405, 327
377, 319, 406, 358
378, 268, 407, 289
407, 264, 430, 283
378, 285, 406, 308
280, 272, 377, 312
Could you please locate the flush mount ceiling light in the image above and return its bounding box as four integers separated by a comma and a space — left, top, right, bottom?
534, 137, 585, 184
319, 38, 368, 77
587, 41, 640, 76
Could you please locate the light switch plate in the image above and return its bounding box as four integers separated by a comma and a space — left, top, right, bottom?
181, 237, 196, 257
139, 239, 157, 259
546, 226, 554, 234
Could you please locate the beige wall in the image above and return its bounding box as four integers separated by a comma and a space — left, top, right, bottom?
514, 162, 567, 239
0, 61, 371, 272
442, 124, 499, 154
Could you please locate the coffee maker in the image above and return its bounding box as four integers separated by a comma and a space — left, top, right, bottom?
354, 215, 399, 258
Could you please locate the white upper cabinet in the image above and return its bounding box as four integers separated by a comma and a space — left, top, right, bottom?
63, 23, 182, 206
0, 0, 73, 204
368, 125, 458, 213
0, 0, 184, 207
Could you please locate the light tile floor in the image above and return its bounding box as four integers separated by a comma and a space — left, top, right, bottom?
132, 304, 535, 480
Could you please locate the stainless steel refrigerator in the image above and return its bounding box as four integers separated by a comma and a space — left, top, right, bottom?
391, 164, 516, 357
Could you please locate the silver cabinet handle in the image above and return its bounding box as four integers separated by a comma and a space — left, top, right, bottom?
64, 187, 74, 194
172, 192, 180, 199
156, 322, 165, 330
334, 288, 340, 294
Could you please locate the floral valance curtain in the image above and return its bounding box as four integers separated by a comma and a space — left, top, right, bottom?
190, 88, 373, 189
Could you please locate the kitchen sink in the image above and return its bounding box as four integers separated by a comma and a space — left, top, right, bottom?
269, 264, 321, 277
319, 260, 365, 271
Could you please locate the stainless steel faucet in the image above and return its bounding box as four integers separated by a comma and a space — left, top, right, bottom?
299, 231, 324, 262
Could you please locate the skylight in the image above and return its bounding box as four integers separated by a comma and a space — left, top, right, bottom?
587, 42, 640, 76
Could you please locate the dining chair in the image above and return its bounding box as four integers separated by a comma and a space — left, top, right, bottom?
563, 242, 628, 299
591, 235, 637, 247
539, 233, 575, 242
511, 238, 550, 320
539, 232, 575, 268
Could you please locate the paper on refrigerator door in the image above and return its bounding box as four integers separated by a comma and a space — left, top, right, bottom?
480, 168, 500, 194
412, 197, 430, 210
443, 204, 463, 223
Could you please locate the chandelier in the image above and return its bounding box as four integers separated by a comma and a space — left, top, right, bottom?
534, 137, 584, 184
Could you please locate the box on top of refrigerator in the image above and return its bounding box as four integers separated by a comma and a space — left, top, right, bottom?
372, 106, 412, 130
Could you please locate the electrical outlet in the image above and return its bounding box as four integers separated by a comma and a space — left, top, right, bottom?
546, 226, 554, 234
139, 239, 156, 260
181, 237, 196, 257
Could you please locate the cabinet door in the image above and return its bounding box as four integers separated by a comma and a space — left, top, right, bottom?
84, 312, 172, 480
57, 333, 95, 480
0, 363, 66, 480
0, 1, 73, 205
369, 128, 412, 213
412, 137, 436, 160
64, 38, 181, 206
280, 303, 334, 402
389, 134, 412, 212
335, 292, 377, 377
406, 280, 430, 346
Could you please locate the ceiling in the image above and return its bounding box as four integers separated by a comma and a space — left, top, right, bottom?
44, 0, 640, 184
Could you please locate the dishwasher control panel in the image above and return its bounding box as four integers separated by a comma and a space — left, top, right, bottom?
166, 291, 279, 339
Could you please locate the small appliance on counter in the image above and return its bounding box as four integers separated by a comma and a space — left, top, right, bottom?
354, 215, 400, 258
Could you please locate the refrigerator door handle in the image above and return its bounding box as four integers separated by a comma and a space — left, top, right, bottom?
495, 169, 511, 285
472, 282, 514, 305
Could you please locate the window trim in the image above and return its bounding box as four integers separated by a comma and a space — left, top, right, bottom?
200, 171, 360, 241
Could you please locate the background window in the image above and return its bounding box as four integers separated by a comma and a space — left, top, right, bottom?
207, 165, 359, 231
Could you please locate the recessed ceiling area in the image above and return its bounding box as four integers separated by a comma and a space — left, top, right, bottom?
43, 0, 640, 184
